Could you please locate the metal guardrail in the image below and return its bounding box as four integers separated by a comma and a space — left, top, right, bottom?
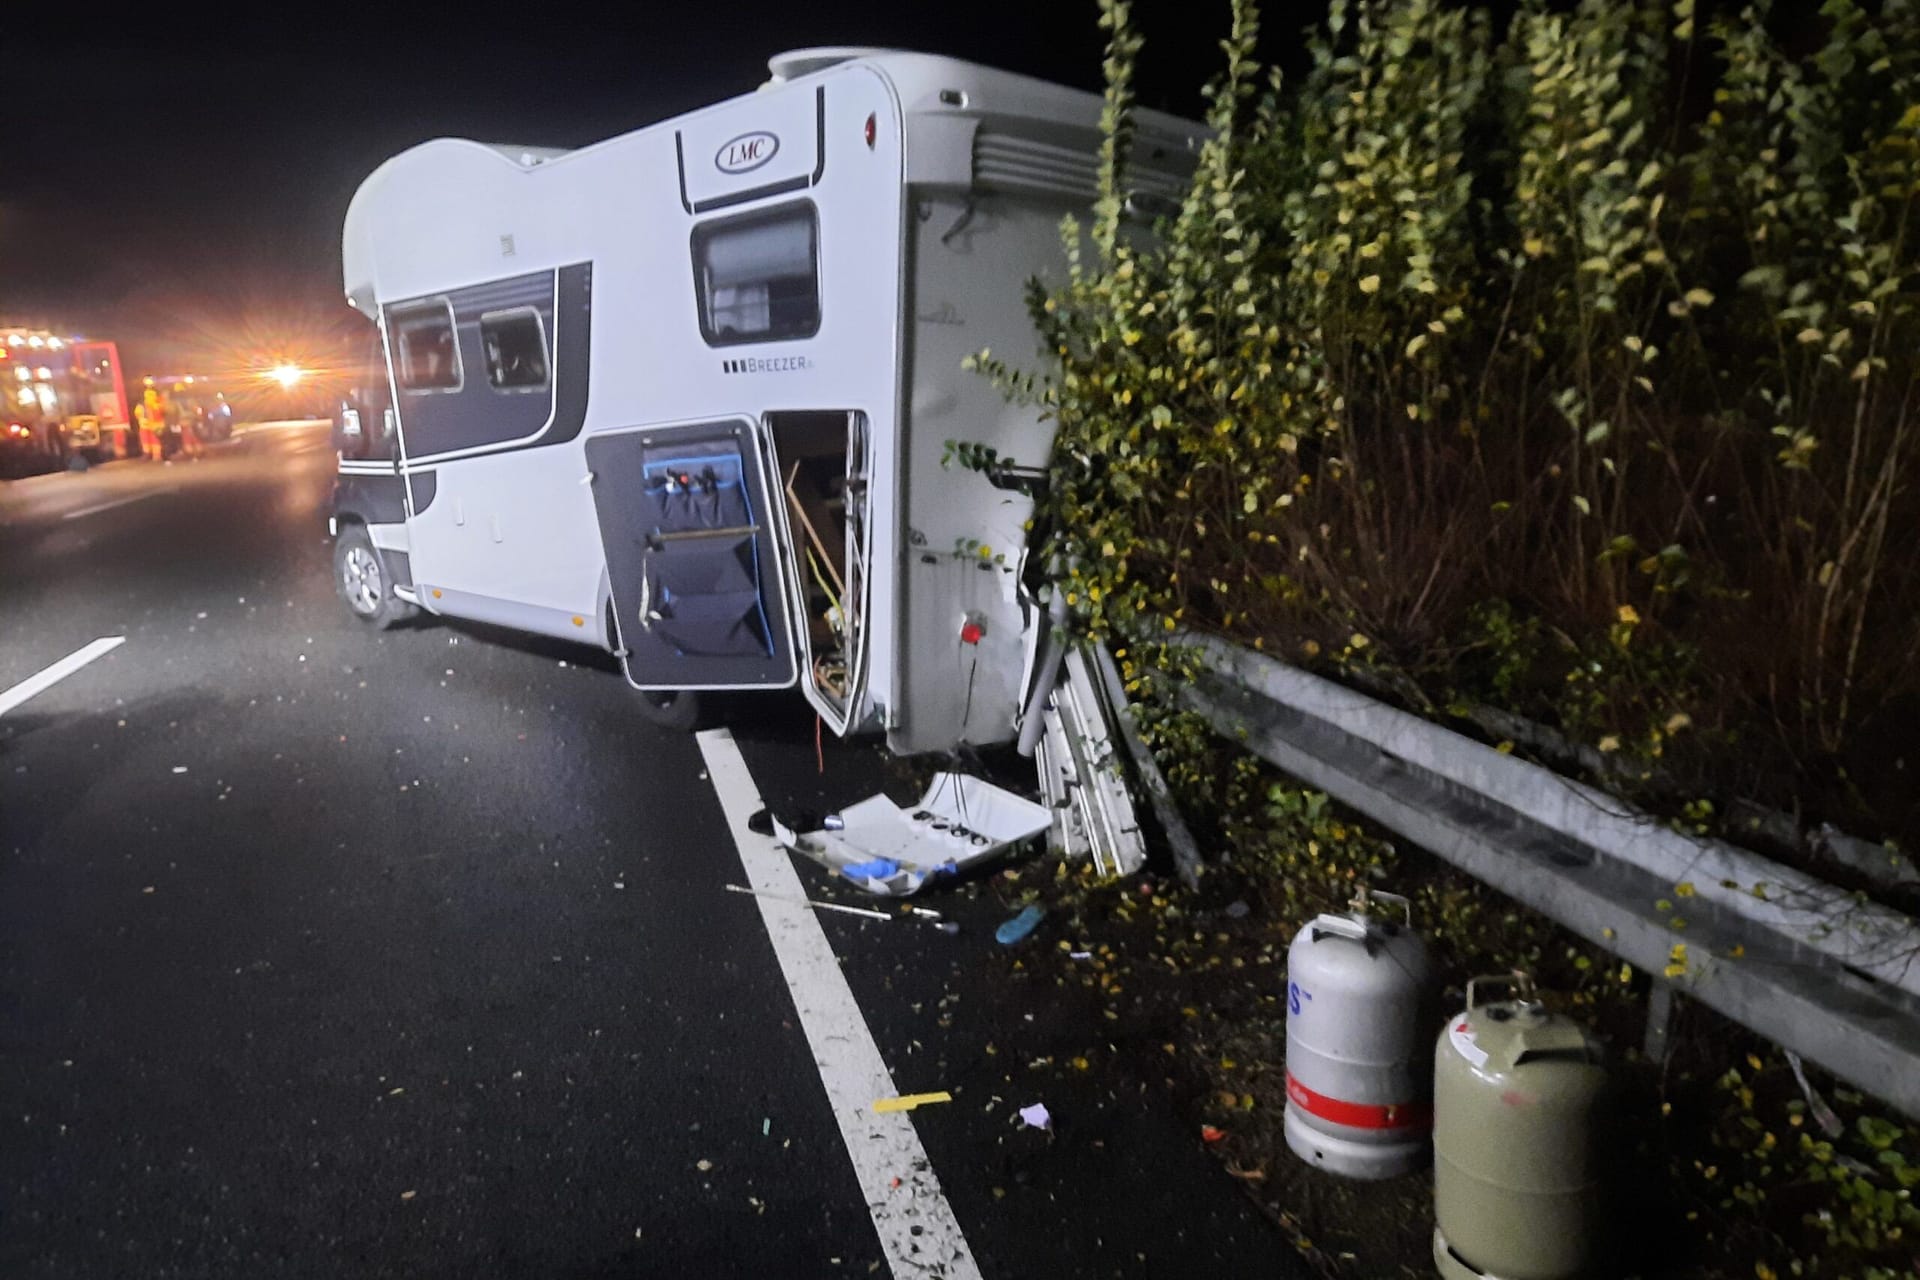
1182, 635, 1920, 1120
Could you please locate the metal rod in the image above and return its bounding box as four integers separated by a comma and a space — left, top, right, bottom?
1091, 643, 1202, 889
723, 882, 892, 921
647, 524, 760, 546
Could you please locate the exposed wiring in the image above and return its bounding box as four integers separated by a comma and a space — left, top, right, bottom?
813, 654, 847, 701
805, 546, 842, 624
958, 652, 979, 741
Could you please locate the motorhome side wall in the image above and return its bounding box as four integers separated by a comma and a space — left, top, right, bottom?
344, 69, 905, 678
873, 58, 1200, 755
889, 187, 1067, 753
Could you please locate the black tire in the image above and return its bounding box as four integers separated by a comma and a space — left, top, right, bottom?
333, 524, 416, 629
605, 602, 704, 730
632, 687, 704, 731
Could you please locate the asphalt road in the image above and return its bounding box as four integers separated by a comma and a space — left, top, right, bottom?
0, 423, 1293, 1278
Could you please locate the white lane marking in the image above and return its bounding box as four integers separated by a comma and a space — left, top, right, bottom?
61, 489, 174, 521
697, 729, 983, 1280
0, 636, 126, 717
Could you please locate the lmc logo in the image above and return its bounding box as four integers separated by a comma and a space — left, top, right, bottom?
716, 131, 780, 175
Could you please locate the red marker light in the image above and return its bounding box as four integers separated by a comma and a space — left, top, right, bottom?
959, 619, 983, 646
864, 113, 876, 150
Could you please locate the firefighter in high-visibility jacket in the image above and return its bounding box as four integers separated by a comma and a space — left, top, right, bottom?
137, 389, 168, 461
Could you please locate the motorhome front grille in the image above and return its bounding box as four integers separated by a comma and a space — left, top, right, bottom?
971, 131, 1191, 205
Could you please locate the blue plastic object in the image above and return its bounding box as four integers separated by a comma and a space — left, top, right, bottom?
840, 858, 901, 883
995, 904, 1046, 946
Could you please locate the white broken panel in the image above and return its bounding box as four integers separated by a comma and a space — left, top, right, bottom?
785, 772, 1050, 897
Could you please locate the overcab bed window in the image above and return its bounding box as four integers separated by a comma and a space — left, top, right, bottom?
392, 301, 461, 392
691, 202, 820, 346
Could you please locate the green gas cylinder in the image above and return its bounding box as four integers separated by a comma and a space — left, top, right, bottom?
1433, 974, 1608, 1280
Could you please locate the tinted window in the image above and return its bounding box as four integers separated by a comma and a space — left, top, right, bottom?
691, 202, 820, 346
393, 302, 460, 391
480, 309, 549, 390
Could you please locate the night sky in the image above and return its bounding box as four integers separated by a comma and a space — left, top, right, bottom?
2, 2, 1316, 384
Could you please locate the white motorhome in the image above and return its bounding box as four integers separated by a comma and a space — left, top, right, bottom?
333, 47, 1200, 757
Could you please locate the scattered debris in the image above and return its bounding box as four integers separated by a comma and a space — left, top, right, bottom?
1036, 649, 1148, 878
770, 773, 1050, 897
171, 766, 188, 774
724, 883, 892, 922
871, 1091, 953, 1114
996, 904, 1046, 946
1224, 900, 1251, 920
1201, 1125, 1228, 1144
1018, 1103, 1052, 1132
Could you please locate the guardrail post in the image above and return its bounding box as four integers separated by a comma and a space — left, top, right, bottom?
1644, 977, 1676, 1066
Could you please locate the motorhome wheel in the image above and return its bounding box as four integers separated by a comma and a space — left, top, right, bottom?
632, 688, 704, 732
333, 525, 414, 629
603, 603, 705, 729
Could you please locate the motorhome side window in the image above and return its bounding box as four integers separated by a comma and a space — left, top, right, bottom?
691, 202, 820, 346
480, 309, 548, 390
392, 302, 461, 391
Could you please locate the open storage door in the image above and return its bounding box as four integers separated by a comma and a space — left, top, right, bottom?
586, 418, 799, 689
758, 410, 874, 733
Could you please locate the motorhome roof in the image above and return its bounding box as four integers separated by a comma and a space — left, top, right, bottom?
764, 47, 897, 85
342, 49, 1203, 315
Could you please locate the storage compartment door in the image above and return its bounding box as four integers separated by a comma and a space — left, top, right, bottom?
586, 419, 798, 689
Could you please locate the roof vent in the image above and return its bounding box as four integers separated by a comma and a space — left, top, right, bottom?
766, 47, 891, 84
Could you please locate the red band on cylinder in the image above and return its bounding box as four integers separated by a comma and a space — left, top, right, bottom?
1286, 1072, 1431, 1131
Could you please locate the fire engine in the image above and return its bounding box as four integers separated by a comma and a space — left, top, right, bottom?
0, 327, 132, 473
